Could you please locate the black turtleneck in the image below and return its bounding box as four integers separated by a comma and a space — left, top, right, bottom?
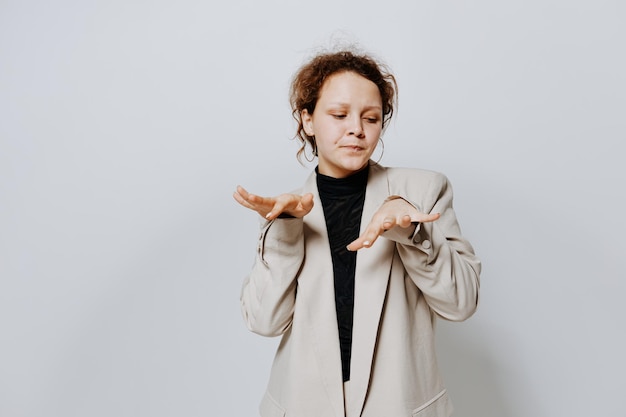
316, 165, 368, 382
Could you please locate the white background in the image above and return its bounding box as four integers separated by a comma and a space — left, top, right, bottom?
1, 1, 625, 416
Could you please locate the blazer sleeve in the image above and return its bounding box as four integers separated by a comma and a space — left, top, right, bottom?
240, 217, 305, 337
382, 170, 481, 321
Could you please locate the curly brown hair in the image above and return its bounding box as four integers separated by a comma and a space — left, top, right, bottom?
289, 49, 398, 163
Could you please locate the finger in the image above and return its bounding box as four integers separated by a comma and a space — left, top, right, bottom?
347, 224, 383, 251
235, 185, 249, 198
397, 214, 414, 228
265, 202, 285, 220
291, 193, 314, 217
233, 191, 252, 208
346, 234, 377, 251
234, 194, 272, 219
236, 186, 265, 206
265, 194, 296, 219
301, 193, 314, 212
233, 189, 260, 210
346, 237, 365, 252
382, 217, 396, 231
417, 212, 441, 223
235, 186, 279, 217
247, 193, 272, 206
236, 185, 262, 205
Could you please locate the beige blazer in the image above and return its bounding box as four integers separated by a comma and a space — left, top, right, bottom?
241, 162, 481, 417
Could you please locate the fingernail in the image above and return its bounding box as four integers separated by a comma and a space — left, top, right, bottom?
363, 241, 370, 247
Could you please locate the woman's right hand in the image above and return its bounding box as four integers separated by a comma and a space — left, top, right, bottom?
233, 185, 314, 220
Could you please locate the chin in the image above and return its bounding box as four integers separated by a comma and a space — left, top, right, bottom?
341, 159, 369, 173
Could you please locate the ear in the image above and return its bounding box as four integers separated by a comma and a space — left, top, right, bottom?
302, 109, 314, 136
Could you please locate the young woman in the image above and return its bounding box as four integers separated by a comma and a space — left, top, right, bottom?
233, 49, 481, 417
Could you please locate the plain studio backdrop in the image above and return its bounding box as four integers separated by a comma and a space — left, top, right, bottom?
1, 1, 624, 416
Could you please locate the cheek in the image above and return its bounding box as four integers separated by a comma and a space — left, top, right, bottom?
316, 125, 341, 142
368, 125, 383, 138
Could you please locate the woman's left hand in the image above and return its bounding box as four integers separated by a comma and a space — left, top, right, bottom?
346, 198, 440, 251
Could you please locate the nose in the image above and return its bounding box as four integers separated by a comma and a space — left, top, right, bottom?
348, 117, 365, 138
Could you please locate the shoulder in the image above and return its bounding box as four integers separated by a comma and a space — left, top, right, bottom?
373, 164, 450, 191
385, 166, 447, 182
368, 164, 454, 213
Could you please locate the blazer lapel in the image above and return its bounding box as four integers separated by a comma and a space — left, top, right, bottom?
301, 172, 345, 417
348, 163, 394, 417
301, 164, 394, 417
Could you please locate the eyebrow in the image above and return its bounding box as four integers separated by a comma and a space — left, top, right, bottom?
326, 103, 382, 111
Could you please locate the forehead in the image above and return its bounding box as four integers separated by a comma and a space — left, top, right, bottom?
318, 71, 381, 104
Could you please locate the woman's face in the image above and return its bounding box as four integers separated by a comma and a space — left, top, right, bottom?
302, 71, 383, 178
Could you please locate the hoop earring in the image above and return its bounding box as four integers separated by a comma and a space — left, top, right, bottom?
304, 138, 317, 163
373, 137, 385, 164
